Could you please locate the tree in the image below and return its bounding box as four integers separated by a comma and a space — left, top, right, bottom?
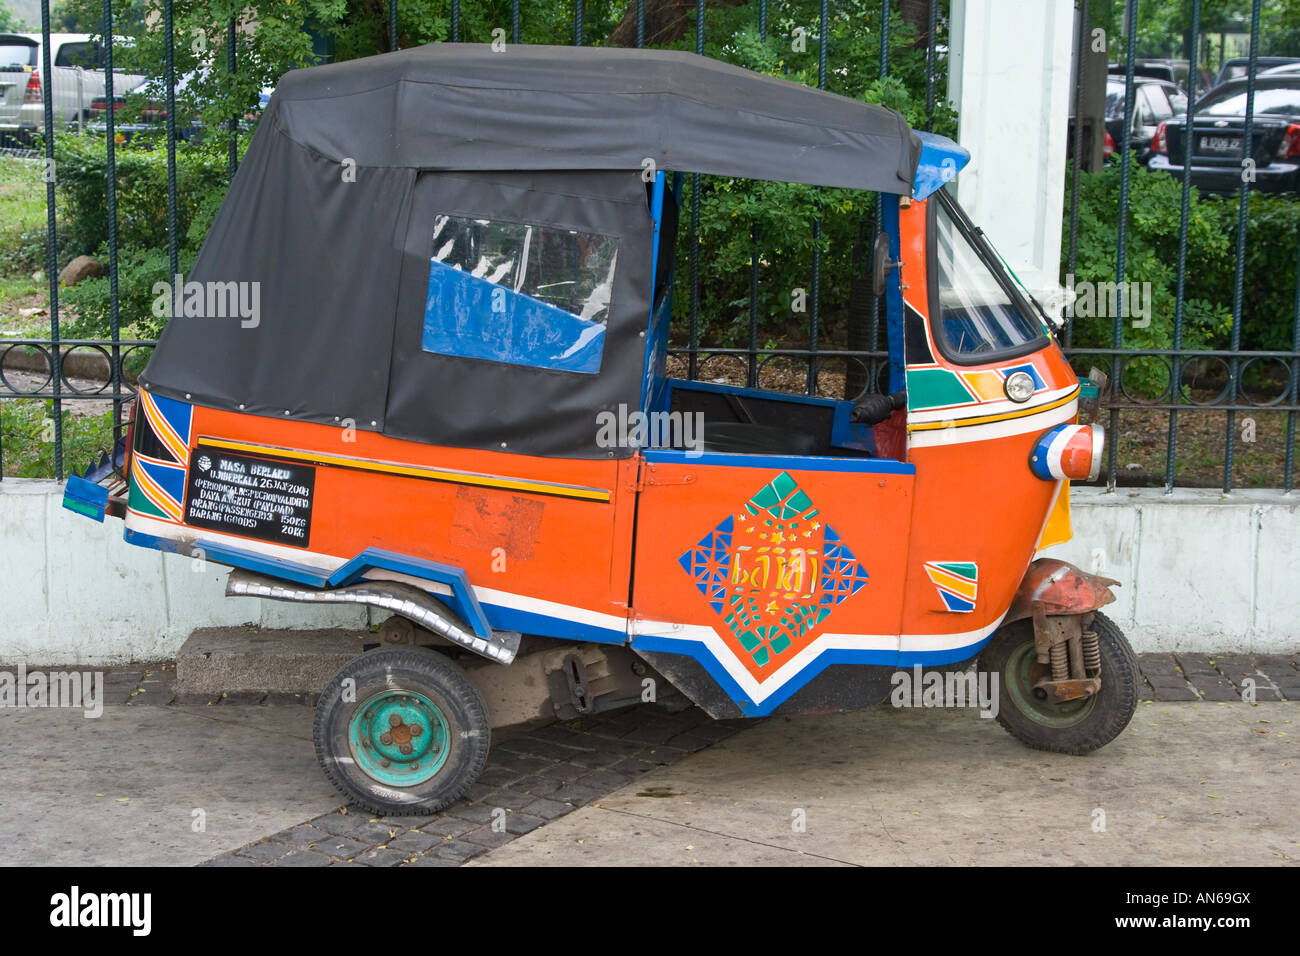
0, 1, 24, 31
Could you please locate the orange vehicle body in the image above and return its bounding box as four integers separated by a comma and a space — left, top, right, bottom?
118, 189, 1088, 718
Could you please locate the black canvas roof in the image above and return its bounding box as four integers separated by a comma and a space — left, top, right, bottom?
140, 44, 923, 459
270, 42, 922, 193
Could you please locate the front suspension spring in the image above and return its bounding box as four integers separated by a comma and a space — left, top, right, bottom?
1049, 641, 1069, 681
1082, 629, 1101, 674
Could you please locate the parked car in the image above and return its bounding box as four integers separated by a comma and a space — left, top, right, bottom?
0, 33, 142, 145
1108, 59, 1214, 94
88, 73, 200, 143
1149, 75, 1300, 194
1215, 56, 1300, 87
87, 68, 274, 143
1105, 74, 1187, 163
1110, 59, 1177, 84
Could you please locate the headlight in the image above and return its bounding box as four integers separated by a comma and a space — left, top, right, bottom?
1030, 423, 1104, 482
1004, 371, 1036, 403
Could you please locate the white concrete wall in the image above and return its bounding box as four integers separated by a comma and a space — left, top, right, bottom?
1039, 487, 1300, 653
948, 0, 1076, 301
0, 479, 366, 665
2, 480, 1296, 663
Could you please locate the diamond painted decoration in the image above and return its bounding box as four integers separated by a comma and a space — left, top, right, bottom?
678, 472, 868, 678
679, 515, 733, 614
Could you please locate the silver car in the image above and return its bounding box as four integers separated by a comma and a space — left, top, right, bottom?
0, 33, 143, 144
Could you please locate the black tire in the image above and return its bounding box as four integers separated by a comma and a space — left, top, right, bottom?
978, 611, 1138, 755
313, 646, 490, 816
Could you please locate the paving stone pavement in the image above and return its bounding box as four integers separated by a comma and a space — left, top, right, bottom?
200, 705, 751, 867
31, 652, 1293, 709
9, 651, 1296, 866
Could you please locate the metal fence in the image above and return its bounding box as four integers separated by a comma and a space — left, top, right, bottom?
1064, 0, 1299, 493
1, 0, 1297, 493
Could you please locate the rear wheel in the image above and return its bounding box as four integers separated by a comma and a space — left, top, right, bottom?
978, 611, 1138, 754
314, 646, 490, 815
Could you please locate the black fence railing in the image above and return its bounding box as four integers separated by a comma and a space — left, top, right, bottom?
1, 0, 1297, 493
1061, 0, 1299, 493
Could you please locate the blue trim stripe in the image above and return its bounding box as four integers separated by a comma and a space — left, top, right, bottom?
482, 603, 626, 645
327, 546, 492, 638
897, 634, 995, 666
124, 528, 333, 586
633, 631, 995, 716
642, 448, 915, 474
123, 526, 991, 713
124, 528, 621, 644
630, 635, 890, 716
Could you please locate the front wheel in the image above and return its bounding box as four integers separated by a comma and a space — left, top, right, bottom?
978, 611, 1138, 755
314, 646, 491, 815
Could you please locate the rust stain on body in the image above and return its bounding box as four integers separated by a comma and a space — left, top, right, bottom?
451, 486, 544, 561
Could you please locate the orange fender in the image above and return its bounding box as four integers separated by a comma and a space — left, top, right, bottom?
1004, 558, 1119, 623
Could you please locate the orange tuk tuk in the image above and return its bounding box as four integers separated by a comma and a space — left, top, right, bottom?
65, 44, 1135, 815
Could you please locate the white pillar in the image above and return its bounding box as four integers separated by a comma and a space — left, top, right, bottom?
948, 0, 1076, 303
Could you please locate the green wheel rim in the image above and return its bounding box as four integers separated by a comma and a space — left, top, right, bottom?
1004, 642, 1097, 729
348, 689, 450, 788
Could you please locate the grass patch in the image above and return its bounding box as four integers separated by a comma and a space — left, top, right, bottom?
0, 156, 52, 330
0, 155, 48, 270
0, 155, 46, 228
0, 399, 114, 479
0, 275, 48, 333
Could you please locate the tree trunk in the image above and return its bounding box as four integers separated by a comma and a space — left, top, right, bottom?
607, 0, 745, 48
898, 0, 934, 47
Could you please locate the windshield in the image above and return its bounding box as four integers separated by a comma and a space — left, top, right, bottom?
931, 192, 1048, 362
1199, 82, 1300, 117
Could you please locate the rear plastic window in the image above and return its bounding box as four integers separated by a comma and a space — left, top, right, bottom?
422, 214, 618, 375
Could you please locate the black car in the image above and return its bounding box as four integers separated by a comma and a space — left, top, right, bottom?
1215, 56, 1300, 87
1105, 75, 1187, 163
1149, 76, 1300, 194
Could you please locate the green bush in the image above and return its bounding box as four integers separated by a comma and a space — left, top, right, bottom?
48, 135, 243, 339
59, 245, 181, 340
1200, 191, 1300, 353
1061, 156, 1300, 396
54, 134, 232, 259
